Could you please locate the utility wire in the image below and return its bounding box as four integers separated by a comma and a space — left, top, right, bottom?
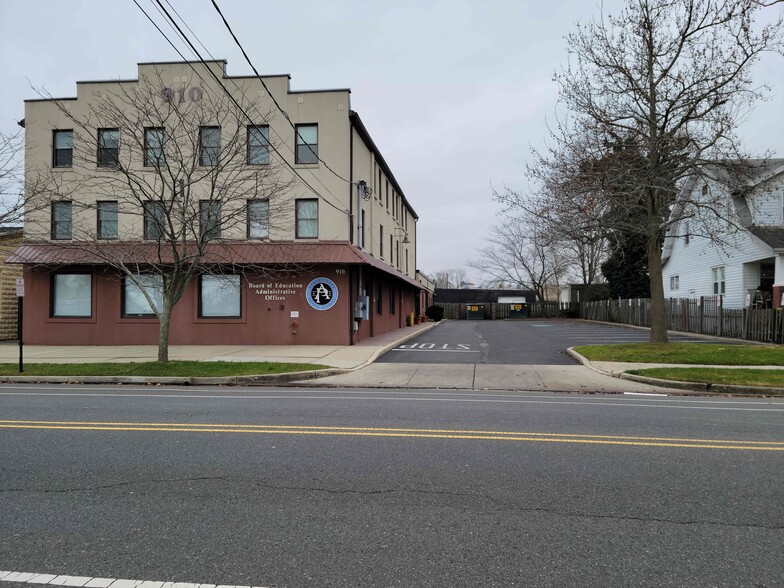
209, 0, 354, 186
149, 0, 343, 211
134, 0, 351, 217
159, 0, 350, 211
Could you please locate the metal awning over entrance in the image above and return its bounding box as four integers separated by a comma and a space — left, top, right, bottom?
6, 240, 423, 290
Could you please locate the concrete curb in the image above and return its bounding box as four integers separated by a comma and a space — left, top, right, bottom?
0, 368, 348, 387
567, 347, 784, 397
348, 320, 441, 371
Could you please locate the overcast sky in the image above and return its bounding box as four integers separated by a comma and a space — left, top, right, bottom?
1, 0, 782, 281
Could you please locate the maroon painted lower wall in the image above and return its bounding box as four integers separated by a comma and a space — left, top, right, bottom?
22, 264, 420, 346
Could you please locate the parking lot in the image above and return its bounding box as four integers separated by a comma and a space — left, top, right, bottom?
378, 319, 706, 365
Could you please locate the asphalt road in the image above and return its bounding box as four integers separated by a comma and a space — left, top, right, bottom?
1, 384, 783, 588
378, 319, 707, 364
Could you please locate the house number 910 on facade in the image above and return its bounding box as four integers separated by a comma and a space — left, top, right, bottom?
160, 86, 204, 103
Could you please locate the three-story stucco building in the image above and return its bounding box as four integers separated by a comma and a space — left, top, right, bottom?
10, 60, 423, 346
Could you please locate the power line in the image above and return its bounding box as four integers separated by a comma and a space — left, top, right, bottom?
209, 0, 354, 186
134, 0, 351, 217
158, 0, 350, 212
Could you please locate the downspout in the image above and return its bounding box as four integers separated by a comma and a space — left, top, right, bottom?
349, 118, 355, 345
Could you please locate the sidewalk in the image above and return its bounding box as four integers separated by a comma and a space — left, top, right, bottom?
0, 322, 438, 384
0, 323, 780, 395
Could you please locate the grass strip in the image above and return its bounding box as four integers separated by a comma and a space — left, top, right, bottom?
0, 361, 328, 377
628, 367, 784, 392
574, 342, 784, 365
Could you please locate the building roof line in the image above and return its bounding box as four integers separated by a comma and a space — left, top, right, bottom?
349, 110, 418, 221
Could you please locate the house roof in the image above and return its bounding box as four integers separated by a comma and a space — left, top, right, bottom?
748, 226, 784, 251
707, 158, 784, 191
434, 288, 535, 304
6, 241, 424, 290
664, 159, 784, 266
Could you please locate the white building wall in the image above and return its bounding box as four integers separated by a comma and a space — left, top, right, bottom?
663, 172, 784, 307
663, 217, 774, 307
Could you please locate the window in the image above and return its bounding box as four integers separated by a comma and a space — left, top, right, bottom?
684, 221, 690, 245
53, 130, 73, 167
248, 199, 269, 239
296, 198, 318, 238
123, 274, 163, 317
199, 274, 241, 318
52, 273, 92, 317
51, 201, 72, 240
143, 201, 166, 240
390, 235, 393, 262
376, 282, 383, 315
97, 128, 119, 167
385, 181, 389, 209
359, 209, 366, 248
295, 124, 318, 164
247, 125, 269, 165
389, 286, 396, 315
380, 225, 384, 258
199, 126, 221, 166
97, 201, 118, 240
200, 200, 221, 240
670, 275, 680, 291
144, 128, 165, 167
712, 267, 726, 295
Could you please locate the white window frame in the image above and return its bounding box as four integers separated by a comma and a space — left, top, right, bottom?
712, 266, 726, 296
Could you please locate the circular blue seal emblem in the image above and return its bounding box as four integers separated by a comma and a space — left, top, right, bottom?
306, 277, 339, 311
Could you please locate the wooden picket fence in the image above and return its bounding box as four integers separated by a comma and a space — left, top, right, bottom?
582, 296, 784, 343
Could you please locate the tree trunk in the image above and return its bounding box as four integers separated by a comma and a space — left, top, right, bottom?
157, 305, 172, 363
647, 232, 668, 343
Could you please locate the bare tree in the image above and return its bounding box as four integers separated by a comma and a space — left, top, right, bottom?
433, 267, 468, 289
25, 71, 295, 361
500, 0, 783, 342
470, 214, 571, 302
0, 129, 24, 226
497, 186, 608, 288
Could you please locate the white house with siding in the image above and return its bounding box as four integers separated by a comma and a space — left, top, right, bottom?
662, 159, 784, 308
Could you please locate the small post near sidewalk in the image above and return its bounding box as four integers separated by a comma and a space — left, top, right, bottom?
16, 276, 23, 372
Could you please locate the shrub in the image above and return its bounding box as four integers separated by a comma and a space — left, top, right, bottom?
425, 305, 444, 322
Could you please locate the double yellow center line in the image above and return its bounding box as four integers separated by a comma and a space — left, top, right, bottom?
1, 419, 783, 451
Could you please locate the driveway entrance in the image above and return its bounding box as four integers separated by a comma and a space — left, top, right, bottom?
377, 319, 704, 365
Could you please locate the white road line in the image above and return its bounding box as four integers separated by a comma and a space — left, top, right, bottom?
391, 348, 479, 352
0, 387, 781, 405
624, 392, 668, 397
0, 392, 782, 411
0, 571, 267, 588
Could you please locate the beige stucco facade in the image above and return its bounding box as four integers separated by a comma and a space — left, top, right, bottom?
23, 60, 417, 275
